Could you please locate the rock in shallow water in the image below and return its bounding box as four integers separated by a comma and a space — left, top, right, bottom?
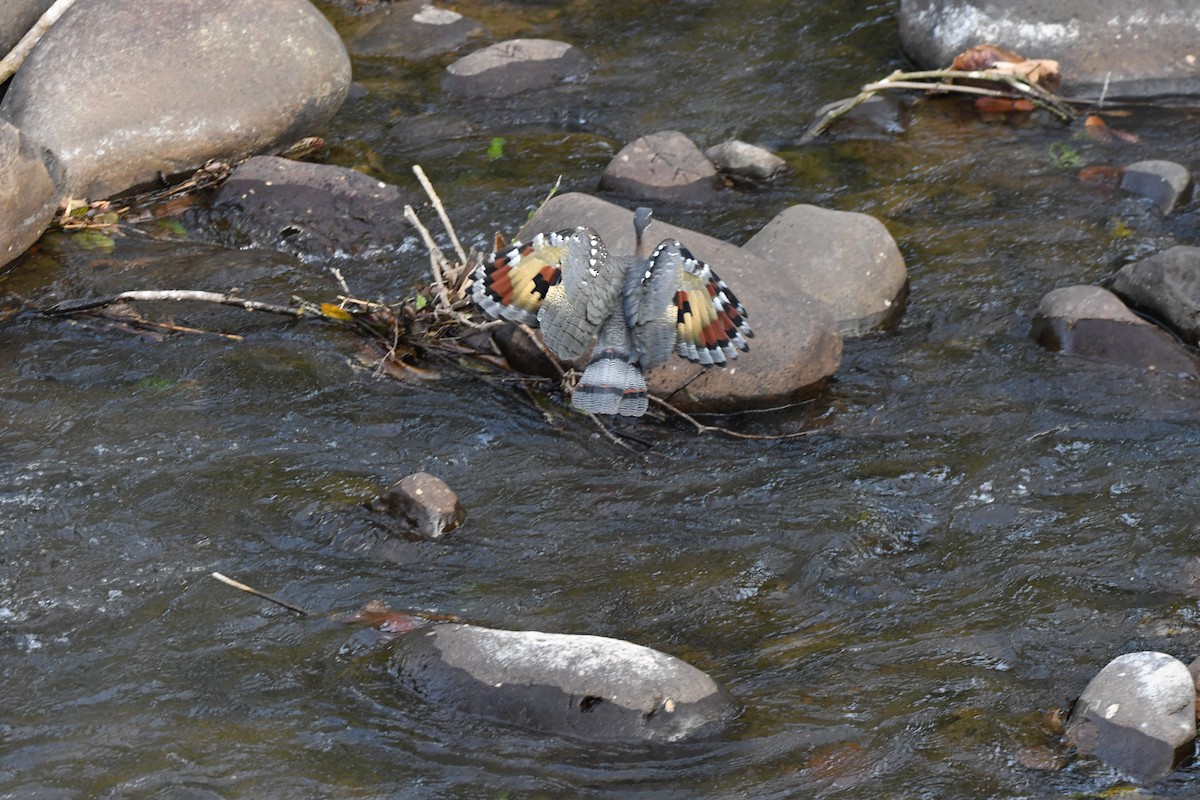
1111, 246, 1200, 345
1120, 160, 1193, 216
600, 131, 721, 204
512, 193, 843, 413
389, 622, 737, 742
371, 472, 465, 539
704, 140, 789, 182
443, 38, 588, 98
0, 119, 58, 270
349, 0, 484, 60
899, 0, 1200, 97
0, 0, 351, 201
1066, 651, 1196, 783
210, 156, 417, 258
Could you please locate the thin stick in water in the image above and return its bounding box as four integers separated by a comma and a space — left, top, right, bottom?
211, 571, 310, 616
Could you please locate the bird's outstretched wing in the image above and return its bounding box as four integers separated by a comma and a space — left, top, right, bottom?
470, 227, 624, 362
624, 239, 752, 371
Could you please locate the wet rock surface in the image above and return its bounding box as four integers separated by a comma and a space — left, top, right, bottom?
0, 119, 58, 270
1111, 246, 1200, 344
389, 622, 737, 742
443, 38, 588, 98
1120, 160, 1193, 215
704, 139, 789, 182
371, 472, 465, 540
899, 0, 1200, 97
515, 193, 843, 412
1031, 285, 1200, 377
209, 156, 417, 258
743, 204, 907, 336
0, 0, 351, 201
1066, 651, 1196, 784
600, 131, 721, 204
349, 0, 484, 60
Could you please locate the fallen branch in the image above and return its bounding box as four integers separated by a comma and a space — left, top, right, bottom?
0, 0, 79, 83
211, 571, 310, 615
801, 66, 1078, 143
43, 289, 337, 320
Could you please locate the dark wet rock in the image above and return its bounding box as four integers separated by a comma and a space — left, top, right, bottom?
443, 39, 588, 98
704, 140, 788, 182
1120, 160, 1192, 215
600, 131, 721, 204
0, 0, 351, 200
349, 1, 484, 60
1111, 246, 1200, 344
507, 193, 842, 413
0, 119, 58, 270
371, 472, 465, 540
899, 0, 1200, 97
210, 156, 418, 258
1031, 285, 1199, 377
743, 204, 907, 336
389, 622, 737, 742
1066, 651, 1196, 784
0, 0, 52, 56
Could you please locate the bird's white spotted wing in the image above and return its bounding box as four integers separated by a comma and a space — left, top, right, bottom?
625, 239, 752, 370
470, 231, 570, 326
537, 228, 625, 361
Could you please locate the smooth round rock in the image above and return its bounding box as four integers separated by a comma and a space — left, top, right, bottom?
515, 193, 842, 412
600, 131, 721, 204
349, 0, 484, 60
0, 0, 351, 200
1120, 160, 1193, 215
210, 156, 418, 258
1030, 285, 1200, 377
743, 204, 908, 336
1066, 651, 1196, 783
0, 120, 58, 270
371, 472, 465, 539
900, 0, 1200, 97
704, 140, 789, 182
1111, 246, 1200, 343
443, 38, 588, 98
389, 622, 737, 742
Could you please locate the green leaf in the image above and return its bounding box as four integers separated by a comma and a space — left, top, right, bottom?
414, 293, 429, 310
156, 218, 188, 236
487, 137, 506, 161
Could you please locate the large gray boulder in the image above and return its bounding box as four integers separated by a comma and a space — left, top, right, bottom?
1031, 285, 1200, 377
600, 131, 721, 204
743, 204, 907, 336
1, 0, 351, 201
1067, 651, 1196, 783
1111, 246, 1200, 344
899, 0, 1200, 97
512, 193, 843, 413
0, 119, 58, 270
389, 622, 737, 742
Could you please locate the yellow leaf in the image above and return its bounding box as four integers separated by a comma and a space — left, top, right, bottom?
320, 303, 353, 321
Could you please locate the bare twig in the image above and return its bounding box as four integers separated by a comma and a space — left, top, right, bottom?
0, 0, 79, 83
211, 572, 310, 616
43, 289, 336, 319
649, 395, 819, 440
412, 165, 467, 266
802, 66, 1078, 143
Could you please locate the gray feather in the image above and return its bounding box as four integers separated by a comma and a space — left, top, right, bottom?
538, 228, 624, 361
572, 309, 649, 417
624, 239, 684, 371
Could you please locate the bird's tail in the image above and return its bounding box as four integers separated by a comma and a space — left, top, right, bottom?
571, 311, 649, 417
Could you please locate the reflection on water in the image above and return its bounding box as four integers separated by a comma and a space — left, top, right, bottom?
5, 1, 1200, 797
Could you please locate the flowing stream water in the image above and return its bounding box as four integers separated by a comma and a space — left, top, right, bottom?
5, 1, 1200, 797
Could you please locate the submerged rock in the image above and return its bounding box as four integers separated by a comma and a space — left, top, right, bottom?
600, 131, 721, 204
389, 622, 737, 742
514, 193, 842, 413
349, 0, 484, 60
0, 0, 351, 200
1066, 651, 1196, 783
899, 0, 1200, 97
443, 39, 588, 98
210, 156, 417, 258
1031, 285, 1200, 377
371, 472, 465, 539
1120, 160, 1193, 215
0, 120, 59, 271
1111, 246, 1200, 344
743, 204, 907, 336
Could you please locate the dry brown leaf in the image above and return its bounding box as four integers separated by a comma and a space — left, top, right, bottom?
950, 44, 1061, 92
